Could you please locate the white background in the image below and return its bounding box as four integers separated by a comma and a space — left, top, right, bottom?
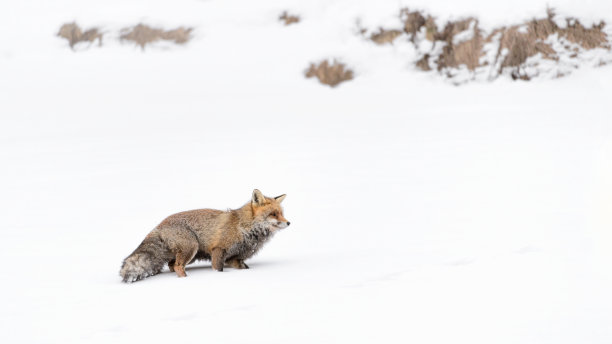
1, 0, 611, 343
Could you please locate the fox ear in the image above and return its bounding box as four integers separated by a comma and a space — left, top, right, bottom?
274, 194, 286, 203
252, 189, 266, 206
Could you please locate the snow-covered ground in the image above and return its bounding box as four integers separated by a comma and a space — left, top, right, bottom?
1, 0, 611, 343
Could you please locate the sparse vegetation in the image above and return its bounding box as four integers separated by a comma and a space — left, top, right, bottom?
494, 10, 608, 79
415, 54, 432, 71
57, 22, 103, 49
120, 24, 193, 50
368, 8, 611, 82
305, 60, 354, 87
440, 18, 484, 72
279, 12, 300, 26
400, 9, 428, 42
56, 8, 609, 83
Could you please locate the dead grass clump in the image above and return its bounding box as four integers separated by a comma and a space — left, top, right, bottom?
305, 60, 354, 87
400, 9, 426, 41
279, 12, 300, 26
451, 33, 484, 70
370, 28, 402, 45
496, 11, 608, 73
120, 24, 192, 49
562, 19, 608, 49
435, 18, 484, 71
362, 8, 610, 81
401, 9, 425, 35
401, 11, 486, 71
423, 17, 438, 41
57, 22, 103, 49
497, 13, 561, 71
435, 18, 475, 42
498, 27, 556, 70
420, 9, 607, 80
401, 9, 439, 42
415, 54, 431, 71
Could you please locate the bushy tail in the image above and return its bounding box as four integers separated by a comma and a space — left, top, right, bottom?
120, 236, 168, 283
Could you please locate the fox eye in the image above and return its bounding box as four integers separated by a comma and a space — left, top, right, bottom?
270, 212, 277, 217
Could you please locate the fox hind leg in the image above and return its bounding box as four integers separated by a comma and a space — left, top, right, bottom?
159, 227, 199, 278
173, 248, 197, 278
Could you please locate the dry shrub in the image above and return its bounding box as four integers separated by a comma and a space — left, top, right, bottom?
120, 24, 192, 49
436, 18, 483, 71
370, 28, 402, 44
399, 10, 485, 70
401, 9, 438, 42
415, 54, 431, 71
279, 11, 300, 26
401, 9, 425, 37
435, 18, 475, 42
397, 8, 609, 80
423, 17, 438, 41
497, 13, 561, 71
495, 11, 608, 76
498, 28, 555, 70
562, 19, 608, 49
305, 60, 354, 87
57, 22, 103, 49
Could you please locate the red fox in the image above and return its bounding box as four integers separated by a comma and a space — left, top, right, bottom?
120, 189, 290, 283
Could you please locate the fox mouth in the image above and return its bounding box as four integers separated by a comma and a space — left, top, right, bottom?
269, 222, 288, 230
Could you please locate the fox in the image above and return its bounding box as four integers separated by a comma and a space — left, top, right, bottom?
120, 189, 290, 283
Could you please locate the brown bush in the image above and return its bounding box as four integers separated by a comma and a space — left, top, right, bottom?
279, 12, 300, 26
495, 13, 559, 72
400, 9, 439, 42
370, 28, 402, 45
423, 17, 438, 41
398, 8, 609, 80
120, 24, 192, 49
495, 11, 608, 74
498, 29, 554, 70
415, 54, 432, 71
435, 18, 475, 42
435, 18, 484, 71
57, 23, 103, 49
400, 11, 487, 71
401, 9, 426, 42
562, 19, 608, 49
305, 60, 354, 87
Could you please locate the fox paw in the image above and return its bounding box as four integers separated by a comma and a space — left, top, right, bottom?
226, 260, 249, 269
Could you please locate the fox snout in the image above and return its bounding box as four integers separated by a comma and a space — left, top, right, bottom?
267, 216, 290, 229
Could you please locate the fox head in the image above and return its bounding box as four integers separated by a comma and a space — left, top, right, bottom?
251, 189, 290, 231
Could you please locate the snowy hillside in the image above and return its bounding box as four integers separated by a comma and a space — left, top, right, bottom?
1, 0, 611, 343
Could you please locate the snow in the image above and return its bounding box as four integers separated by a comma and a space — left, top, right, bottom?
1, 0, 611, 343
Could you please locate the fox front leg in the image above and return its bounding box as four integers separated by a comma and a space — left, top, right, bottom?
211, 248, 226, 272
